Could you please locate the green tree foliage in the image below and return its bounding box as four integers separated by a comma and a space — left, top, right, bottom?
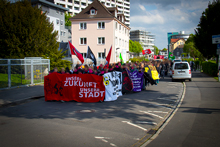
194, 0, 220, 59
0, 0, 71, 70
183, 34, 203, 59
162, 48, 167, 51
129, 40, 143, 55
153, 45, 159, 55
65, 13, 72, 26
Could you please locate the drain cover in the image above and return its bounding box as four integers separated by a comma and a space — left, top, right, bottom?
76, 109, 95, 113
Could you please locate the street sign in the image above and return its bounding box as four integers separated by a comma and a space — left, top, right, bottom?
212, 35, 220, 44
217, 44, 220, 49
217, 49, 220, 54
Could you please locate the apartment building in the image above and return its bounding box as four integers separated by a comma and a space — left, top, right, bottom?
31, 0, 69, 43
170, 38, 185, 58
54, 0, 130, 26
130, 30, 155, 57
70, 0, 130, 63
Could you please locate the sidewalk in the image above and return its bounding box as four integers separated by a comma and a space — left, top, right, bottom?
0, 84, 44, 107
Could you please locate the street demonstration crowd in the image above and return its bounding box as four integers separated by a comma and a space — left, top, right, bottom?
50, 59, 173, 85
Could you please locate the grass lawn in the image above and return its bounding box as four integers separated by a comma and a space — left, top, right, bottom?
0, 73, 43, 88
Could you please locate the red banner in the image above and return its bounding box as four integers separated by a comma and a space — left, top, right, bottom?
142, 49, 152, 55
44, 73, 105, 102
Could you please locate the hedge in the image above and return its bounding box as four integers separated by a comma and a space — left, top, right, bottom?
202, 61, 218, 76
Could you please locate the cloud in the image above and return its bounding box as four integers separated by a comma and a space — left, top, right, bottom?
130, 0, 210, 49
139, 5, 146, 11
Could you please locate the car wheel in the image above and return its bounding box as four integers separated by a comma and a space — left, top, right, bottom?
189, 79, 192, 81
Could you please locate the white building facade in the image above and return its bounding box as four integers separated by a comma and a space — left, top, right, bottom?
130, 30, 155, 58
54, 0, 130, 26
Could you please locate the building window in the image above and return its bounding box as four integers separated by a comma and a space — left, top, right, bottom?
79, 22, 87, 29
61, 12, 63, 15
119, 38, 121, 46
122, 39, 124, 46
82, 53, 87, 58
80, 38, 87, 45
63, 31, 65, 36
60, 31, 63, 36
98, 52, 105, 59
98, 37, 105, 45
98, 22, 105, 29
115, 22, 117, 30
119, 24, 121, 31
60, 20, 63, 26
115, 37, 118, 45
56, 19, 59, 25
56, 10, 59, 14
90, 9, 96, 15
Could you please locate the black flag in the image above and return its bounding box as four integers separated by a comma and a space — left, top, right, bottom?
86, 46, 97, 66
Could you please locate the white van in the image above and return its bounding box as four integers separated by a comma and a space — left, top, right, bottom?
172, 62, 191, 81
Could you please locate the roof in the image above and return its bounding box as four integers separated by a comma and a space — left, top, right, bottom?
31, 0, 69, 11
70, 0, 114, 20
69, 0, 129, 28
171, 38, 185, 43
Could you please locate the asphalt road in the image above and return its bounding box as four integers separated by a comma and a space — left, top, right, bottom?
146, 72, 220, 147
0, 77, 183, 147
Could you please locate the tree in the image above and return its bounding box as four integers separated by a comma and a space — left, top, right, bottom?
65, 13, 72, 26
129, 40, 143, 55
183, 34, 203, 59
153, 45, 159, 55
194, 0, 220, 59
0, 0, 70, 70
162, 48, 167, 51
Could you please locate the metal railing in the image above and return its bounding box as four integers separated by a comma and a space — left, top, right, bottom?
0, 59, 50, 89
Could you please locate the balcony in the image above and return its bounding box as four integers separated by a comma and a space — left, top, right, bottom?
124, 0, 130, 5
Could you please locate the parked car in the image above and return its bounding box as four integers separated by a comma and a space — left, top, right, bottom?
172, 62, 191, 81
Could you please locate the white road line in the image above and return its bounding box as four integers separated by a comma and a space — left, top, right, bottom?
122, 121, 147, 131
147, 110, 168, 114
139, 110, 164, 119
101, 139, 108, 143
135, 121, 157, 125
110, 143, 117, 147
157, 98, 177, 102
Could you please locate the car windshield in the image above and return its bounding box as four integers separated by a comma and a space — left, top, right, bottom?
174, 63, 189, 69
174, 60, 181, 62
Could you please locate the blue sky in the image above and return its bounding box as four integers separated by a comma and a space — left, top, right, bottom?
130, 0, 210, 49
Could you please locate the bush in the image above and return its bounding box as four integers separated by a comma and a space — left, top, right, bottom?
202, 61, 218, 76
128, 57, 149, 63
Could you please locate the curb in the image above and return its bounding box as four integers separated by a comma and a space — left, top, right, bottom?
133, 82, 186, 147
0, 95, 44, 108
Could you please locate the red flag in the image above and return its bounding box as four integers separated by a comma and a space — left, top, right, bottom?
105, 45, 112, 66
142, 49, 152, 55
68, 41, 84, 64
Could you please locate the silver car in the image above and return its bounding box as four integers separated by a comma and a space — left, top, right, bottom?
172, 62, 192, 82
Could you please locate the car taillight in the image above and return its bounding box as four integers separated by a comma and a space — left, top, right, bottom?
189, 70, 191, 74
172, 70, 174, 74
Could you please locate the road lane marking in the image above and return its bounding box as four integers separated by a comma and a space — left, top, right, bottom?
110, 143, 117, 147
139, 110, 164, 119
135, 121, 157, 125
122, 121, 147, 131
147, 110, 168, 114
